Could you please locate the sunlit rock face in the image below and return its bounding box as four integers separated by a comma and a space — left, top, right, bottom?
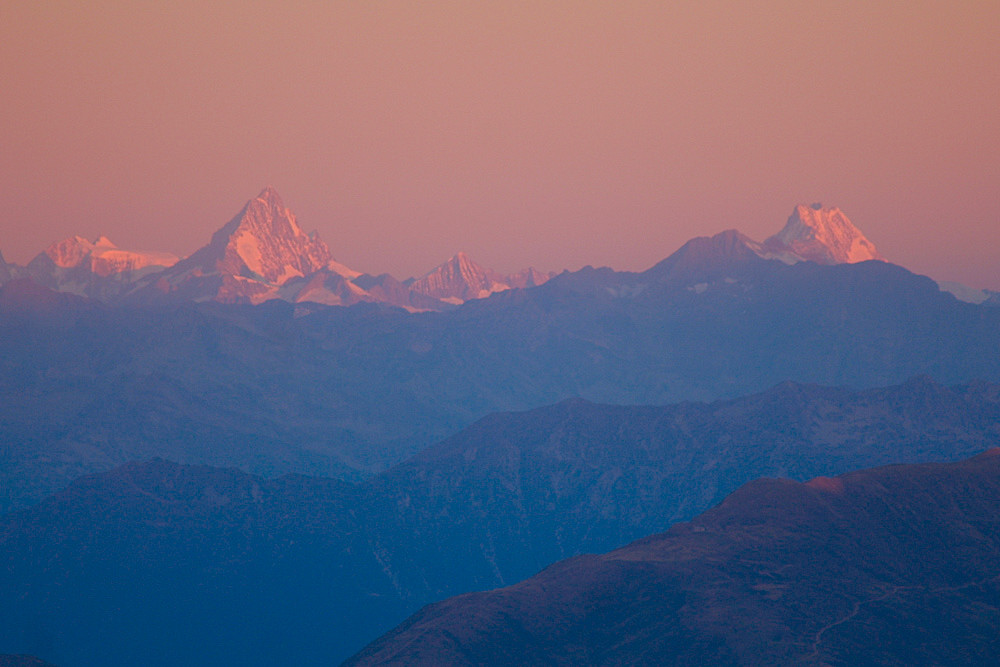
37, 235, 178, 276
197, 187, 340, 285
410, 251, 553, 304
141, 187, 364, 304
20, 235, 178, 298
764, 203, 884, 265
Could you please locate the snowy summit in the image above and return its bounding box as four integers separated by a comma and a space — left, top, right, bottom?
763, 203, 884, 265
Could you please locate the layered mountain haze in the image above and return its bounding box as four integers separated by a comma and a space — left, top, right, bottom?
2, 379, 999, 665
4, 218, 1000, 512
3, 188, 1000, 665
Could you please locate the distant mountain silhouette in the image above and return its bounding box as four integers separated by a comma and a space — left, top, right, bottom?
348, 450, 1000, 666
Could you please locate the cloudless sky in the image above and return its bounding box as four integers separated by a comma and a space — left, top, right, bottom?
2, 1, 998, 287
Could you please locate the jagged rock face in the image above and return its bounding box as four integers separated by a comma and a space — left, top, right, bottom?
506, 267, 553, 289
1, 190, 547, 309
37, 236, 178, 276
410, 252, 509, 302
281, 269, 370, 307
18, 236, 177, 299
29, 236, 177, 278
195, 187, 334, 285
42, 235, 95, 269
147, 188, 369, 305
764, 203, 884, 265
411, 252, 554, 303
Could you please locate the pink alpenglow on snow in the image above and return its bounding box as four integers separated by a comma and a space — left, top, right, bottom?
39, 235, 178, 277
764, 204, 885, 266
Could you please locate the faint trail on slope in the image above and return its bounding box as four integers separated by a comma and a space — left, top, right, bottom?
806, 574, 1000, 663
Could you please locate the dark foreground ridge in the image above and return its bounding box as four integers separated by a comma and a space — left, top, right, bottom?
348, 450, 1000, 665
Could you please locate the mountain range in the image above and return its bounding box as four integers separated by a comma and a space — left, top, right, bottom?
1, 377, 998, 665
3, 189, 993, 307
4, 205, 1000, 512
0, 188, 555, 309
3, 189, 1000, 664
349, 449, 1000, 665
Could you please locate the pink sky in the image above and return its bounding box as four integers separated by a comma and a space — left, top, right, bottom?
1, 2, 998, 287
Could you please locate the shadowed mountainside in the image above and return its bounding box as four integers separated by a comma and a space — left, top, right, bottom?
348, 450, 1000, 666
1, 378, 999, 665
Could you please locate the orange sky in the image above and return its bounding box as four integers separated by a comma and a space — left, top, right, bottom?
1, 2, 998, 287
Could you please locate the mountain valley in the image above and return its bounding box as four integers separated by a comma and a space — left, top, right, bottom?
1, 378, 998, 665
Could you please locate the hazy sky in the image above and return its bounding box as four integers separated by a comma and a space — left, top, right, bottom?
2, 2, 998, 287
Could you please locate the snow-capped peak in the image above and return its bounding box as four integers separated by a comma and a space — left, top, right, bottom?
26, 235, 178, 292
40, 235, 174, 273
147, 188, 362, 303
763, 204, 884, 265
409, 252, 554, 303
254, 185, 285, 210
186, 187, 343, 285
44, 236, 96, 268
410, 252, 508, 302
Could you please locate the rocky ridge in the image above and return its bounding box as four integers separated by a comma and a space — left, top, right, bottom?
409, 252, 553, 304
348, 450, 1000, 665
763, 203, 885, 265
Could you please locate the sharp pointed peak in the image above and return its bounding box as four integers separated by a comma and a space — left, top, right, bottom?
789, 202, 850, 225
168, 186, 338, 290
254, 186, 285, 209
764, 203, 884, 265
424, 252, 484, 273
